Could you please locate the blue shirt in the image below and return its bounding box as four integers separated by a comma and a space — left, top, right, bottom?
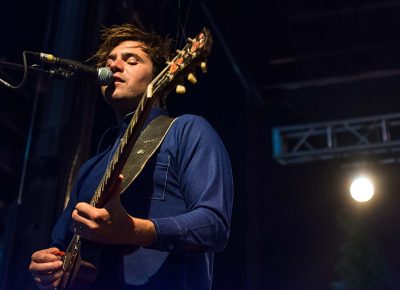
51, 108, 234, 290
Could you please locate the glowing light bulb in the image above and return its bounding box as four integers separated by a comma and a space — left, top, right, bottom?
350, 177, 374, 202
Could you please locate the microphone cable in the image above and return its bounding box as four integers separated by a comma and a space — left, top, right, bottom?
0, 50, 32, 89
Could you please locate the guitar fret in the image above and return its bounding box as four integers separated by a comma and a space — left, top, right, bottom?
112, 154, 118, 169
121, 136, 127, 151
140, 97, 144, 111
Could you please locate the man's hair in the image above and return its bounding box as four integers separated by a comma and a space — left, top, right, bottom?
93, 23, 173, 77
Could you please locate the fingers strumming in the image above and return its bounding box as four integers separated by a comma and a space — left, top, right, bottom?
29, 260, 63, 274
32, 249, 62, 263
34, 269, 63, 284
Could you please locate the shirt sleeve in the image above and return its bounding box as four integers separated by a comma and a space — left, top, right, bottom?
50, 156, 102, 250
150, 115, 234, 253
50, 183, 79, 250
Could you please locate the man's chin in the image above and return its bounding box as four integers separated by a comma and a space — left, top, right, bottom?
103, 88, 122, 104
103, 85, 117, 100
103, 94, 115, 105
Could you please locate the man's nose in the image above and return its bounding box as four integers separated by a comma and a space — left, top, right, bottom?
109, 58, 124, 72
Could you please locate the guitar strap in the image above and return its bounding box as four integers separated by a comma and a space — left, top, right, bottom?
119, 114, 177, 193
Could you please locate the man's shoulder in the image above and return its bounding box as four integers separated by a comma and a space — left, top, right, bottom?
172, 114, 213, 130
167, 114, 223, 144
78, 152, 105, 174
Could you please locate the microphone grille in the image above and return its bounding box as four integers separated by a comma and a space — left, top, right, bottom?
97, 67, 113, 85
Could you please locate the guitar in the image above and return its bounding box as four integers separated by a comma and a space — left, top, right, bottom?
55, 27, 213, 290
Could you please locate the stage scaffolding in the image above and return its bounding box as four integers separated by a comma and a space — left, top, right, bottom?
272, 112, 400, 165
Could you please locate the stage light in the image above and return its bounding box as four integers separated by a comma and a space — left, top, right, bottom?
349, 176, 374, 202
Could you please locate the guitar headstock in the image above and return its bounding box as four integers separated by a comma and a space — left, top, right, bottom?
147, 27, 213, 98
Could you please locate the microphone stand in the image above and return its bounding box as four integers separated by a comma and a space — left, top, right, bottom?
0, 59, 74, 82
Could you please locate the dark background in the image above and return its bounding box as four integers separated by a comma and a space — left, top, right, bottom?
1, 0, 400, 289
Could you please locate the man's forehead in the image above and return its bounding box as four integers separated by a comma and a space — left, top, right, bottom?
109, 40, 146, 54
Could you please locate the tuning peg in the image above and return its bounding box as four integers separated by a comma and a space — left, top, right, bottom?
200, 62, 207, 73
176, 84, 186, 94
187, 73, 197, 84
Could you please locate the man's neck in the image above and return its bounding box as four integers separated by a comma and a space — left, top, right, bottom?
114, 99, 162, 125
114, 108, 129, 125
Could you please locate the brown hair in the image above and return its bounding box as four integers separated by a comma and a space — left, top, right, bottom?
93, 23, 173, 77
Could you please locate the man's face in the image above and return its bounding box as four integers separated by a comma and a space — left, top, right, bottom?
101, 40, 153, 115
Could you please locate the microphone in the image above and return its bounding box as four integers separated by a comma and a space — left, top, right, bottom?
36, 52, 113, 85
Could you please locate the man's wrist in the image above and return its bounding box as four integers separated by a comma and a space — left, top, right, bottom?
128, 216, 157, 246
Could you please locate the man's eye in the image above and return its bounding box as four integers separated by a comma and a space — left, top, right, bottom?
127, 58, 138, 65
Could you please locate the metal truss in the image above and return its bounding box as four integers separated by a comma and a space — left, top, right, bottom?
272, 112, 400, 165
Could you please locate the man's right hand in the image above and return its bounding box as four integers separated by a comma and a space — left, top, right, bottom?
29, 247, 64, 290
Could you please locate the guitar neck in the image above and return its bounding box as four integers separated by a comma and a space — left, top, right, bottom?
89, 91, 157, 208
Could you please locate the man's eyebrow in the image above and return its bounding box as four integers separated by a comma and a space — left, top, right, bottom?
107, 48, 146, 61
122, 52, 144, 61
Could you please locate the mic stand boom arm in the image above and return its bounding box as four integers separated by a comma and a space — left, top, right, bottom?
0, 51, 74, 89
0, 59, 74, 83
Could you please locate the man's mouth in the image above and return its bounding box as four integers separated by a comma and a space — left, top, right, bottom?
113, 76, 125, 83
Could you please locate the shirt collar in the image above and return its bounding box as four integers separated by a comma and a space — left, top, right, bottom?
122, 107, 168, 128
97, 107, 168, 154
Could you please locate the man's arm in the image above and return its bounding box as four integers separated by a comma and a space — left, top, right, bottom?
149, 115, 234, 253
71, 174, 157, 246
